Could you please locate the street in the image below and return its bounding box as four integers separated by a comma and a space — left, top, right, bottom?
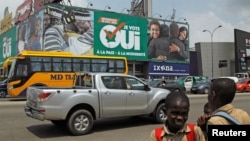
0, 93, 249, 141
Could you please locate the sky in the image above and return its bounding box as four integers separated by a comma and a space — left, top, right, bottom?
1, 0, 250, 48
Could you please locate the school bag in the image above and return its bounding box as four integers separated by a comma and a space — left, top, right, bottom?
212, 111, 240, 125
155, 123, 196, 141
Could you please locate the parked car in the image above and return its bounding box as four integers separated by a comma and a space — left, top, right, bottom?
176, 75, 208, 92
0, 79, 8, 98
218, 76, 239, 83
148, 79, 186, 93
236, 78, 250, 93
190, 79, 212, 94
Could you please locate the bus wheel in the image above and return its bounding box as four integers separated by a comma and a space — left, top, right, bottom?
67, 109, 93, 136
0, 90, 6, 98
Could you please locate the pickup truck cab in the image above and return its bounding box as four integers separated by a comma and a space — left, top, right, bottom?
24, 72, 170, 135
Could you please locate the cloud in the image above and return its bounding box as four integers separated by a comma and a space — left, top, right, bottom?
186, 11, 234, 47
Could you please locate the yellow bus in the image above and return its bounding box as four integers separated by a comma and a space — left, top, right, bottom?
7, 51, 128, 97
0, 57, 13, 81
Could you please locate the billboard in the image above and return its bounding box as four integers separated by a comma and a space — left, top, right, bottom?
4, 4, 190, 63
234, 29, 250, 72
0, 13, 13, 34
148, 62, 189, 76
147, 18, 189, 63
94, 11, 148, 60
0, 27, 17, 66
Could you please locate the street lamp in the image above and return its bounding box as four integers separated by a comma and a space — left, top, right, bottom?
87, 2, 93, 8
177, 17, 187, 23
121, 8, 130, 14
165, 15, 172, 20
152, 13, 162, 18
203, 25, 222, 78
104, 5, 111, 11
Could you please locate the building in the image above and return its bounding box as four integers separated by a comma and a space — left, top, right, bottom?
193, 42, 235, 78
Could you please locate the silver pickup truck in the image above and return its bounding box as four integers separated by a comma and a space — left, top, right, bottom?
24, 72, 170, 136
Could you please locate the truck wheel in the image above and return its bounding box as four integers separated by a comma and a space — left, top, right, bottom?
0, 90, 6, 98
67, 109, 93, 136
153, 103, 167, 123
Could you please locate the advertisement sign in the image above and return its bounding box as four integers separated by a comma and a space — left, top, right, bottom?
0, 13, 13, 34
0, 27, 17, 66
15, 0, 33, 23
234, 29, 250, 72
16, 11, 44, 54
147, 18, 189, 63
148, 61, 189, 76
94, 11, 148, 60
9, 4, 189, 63
34, 0, 57, 12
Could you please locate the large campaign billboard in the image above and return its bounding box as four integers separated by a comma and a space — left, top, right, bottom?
0, 27, 17, 66
0, 4, 190, 64
94, 11, 148, 60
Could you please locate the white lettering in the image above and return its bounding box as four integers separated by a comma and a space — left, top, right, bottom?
212, 129, 247, 136
2, 37, 12, 58
153, 65, 174, 72
99, 25, 140, 50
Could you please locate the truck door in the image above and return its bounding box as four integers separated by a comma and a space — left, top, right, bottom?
124, 77, 148, 115
100, 76, 127, 117
184, 76, 193, 91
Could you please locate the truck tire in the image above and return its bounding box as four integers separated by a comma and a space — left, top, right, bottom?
153, 103, 167, 123
67, 109, 93, 136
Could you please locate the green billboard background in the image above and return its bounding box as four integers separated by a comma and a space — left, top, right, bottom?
0, 27, 17, 66
0, 4, 190, 64
94, 11, 148, 60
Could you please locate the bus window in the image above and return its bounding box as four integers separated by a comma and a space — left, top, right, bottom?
43, 57, 52, 71
62, 58, 72, 71
52, 58, 62, 71
72, 59, 81, 72
16, 64, 27, 77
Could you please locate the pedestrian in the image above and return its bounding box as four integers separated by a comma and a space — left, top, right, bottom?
207, 78, 250, 126
196, 102, 213, 139
150, 91, 205, 141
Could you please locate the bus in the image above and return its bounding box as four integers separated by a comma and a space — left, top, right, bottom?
0, 57, 12, 81
7, 51, 128, 97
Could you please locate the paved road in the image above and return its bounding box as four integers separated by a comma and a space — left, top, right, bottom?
0, 93, 249, 141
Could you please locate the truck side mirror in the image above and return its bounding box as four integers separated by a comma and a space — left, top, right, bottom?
145, 84, 151, 91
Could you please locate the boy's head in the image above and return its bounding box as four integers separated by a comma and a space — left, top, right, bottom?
165, 91, 189, 132
208, 78, 236, 110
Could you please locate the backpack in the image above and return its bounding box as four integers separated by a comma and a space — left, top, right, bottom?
212, 111, 240, 125
155, 123, 196, 141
